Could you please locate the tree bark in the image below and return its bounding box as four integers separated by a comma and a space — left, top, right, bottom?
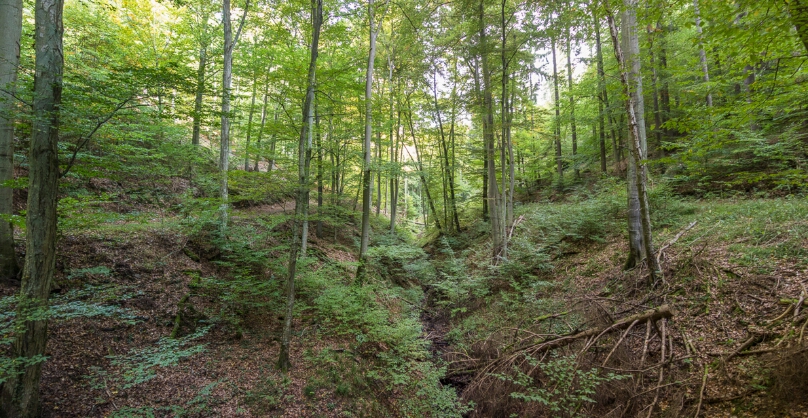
620, 0, 646, 270
788, 0, 808, 52
594, 13, 609, 173
254, 76, 270, 171
219, 0, 248, 233
551, 36, 563, 188
405, 106, 442, 232
607, 0, 661, 281
693, 0, 713, 107
0, 0, 63, 415
566, 27, 579, 180
0, 0, 22, 282
191, 46, 207, 147
357, 0, 387, 281
479, 0, 502, 258
244, 59, 258, 171
277, 0, 321, 373
648, 26, 664, 158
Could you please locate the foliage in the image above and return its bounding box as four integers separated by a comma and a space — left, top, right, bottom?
87, 326, 210, 390
493, 355, 628, 418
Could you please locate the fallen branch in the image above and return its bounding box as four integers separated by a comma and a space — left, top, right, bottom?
694, 364, 709, 418
656, 221, 698, 265
725, 333, 764, 362
469, 305, 673, 393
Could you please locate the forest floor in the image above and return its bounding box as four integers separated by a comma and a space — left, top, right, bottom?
3, 188, 808, 417
425, 196, 808, 417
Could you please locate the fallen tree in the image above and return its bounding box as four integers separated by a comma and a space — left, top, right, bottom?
466, 305, 673, 393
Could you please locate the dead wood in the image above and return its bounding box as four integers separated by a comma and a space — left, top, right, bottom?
468, 305, 673, 393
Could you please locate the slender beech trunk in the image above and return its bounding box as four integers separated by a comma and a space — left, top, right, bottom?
470, 56, 488, 221
316, 103, 323, 239
448, 62, 461, 232
0, 0, 22, 281
566, 28, 579, 180
219, 0, 249, 233
191, 46, 207, 146
357, 0, 387, 281
375, 130, 381, 217
405, 106, 442, 232
389, 62, 399, 232
432, 72, 460, 233
551, 36, 563, 188
301, 80, 314, 256
693, 0, 713, 107
500, 0, 511, 256
658, 22, 671, 134
277, 0, 321, 373
594, 14, 608, 173
244, 66, 258, 171
254, 77, 269, 171
648, 27, 664, 157
268, 104, 279, 172
0, 0, 63, 414
620, 0, 646, 269
607, 0, 661, 281
479, 0, 501, 258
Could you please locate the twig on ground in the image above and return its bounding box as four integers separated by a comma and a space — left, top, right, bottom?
694, 364, 709, 418
656, 221, 698, 266
602, 319, 639, 367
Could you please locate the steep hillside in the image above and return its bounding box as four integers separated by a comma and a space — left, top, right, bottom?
423, 185, 808, 417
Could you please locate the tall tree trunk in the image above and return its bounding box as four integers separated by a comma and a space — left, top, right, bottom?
432, 72, 460, 233
301, 79, 314, 256
551, 36, 563, 188
620, 0, 646, 269
219, 0, 248, 233
405, 108, 442, 232
375, 130, 381, 217
448, 61, 461, 232
658, 22, 671, 133
609, 0, 660, 280
277, 0, 321, 373
693, 0, 713, 107
0, 0, 63, 414
479, 0, 501, 258
788, 0, 808, 52
268, 104, 279, 172
191, 46, 207, 146
500, 0, 510, 256
357, 0, 387, 281
0, 0, 22, 282
648, 26, 664, 158
316, 102, 323, 239
244, 66, 258, 171
254, 76, 270, 171
470, 56, 488, 221
594, 13, 608, 173
389, 62, 399, 232
566, 28, 579, 180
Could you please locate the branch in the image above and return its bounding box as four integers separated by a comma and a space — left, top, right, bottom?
0, 88, 33, 108
232, 0, 251, 50
60, 97, 133, 178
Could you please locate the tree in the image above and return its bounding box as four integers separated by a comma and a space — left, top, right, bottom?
0, 0, 22, 282
278, 0, 322, 372
788, 0, 808, 52
0, 0, 64, 415
605, 0, 661, 281
357, 0, 388, 281
219, 0, 249, 233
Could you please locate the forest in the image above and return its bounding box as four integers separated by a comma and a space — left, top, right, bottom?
1, 0, 807, 416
